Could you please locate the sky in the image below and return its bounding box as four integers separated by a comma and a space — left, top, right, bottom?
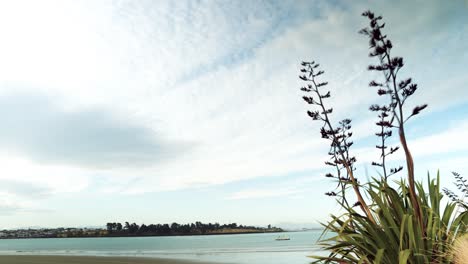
0, 0, 467, 229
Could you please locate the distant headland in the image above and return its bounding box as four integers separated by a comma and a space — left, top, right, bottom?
0, 222, 283, 239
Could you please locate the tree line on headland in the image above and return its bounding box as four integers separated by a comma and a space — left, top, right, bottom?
105, 221, 282, 236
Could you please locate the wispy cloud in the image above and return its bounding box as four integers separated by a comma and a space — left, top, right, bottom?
0, 179, 54, 214
0, 93, 191, 169
227, 187, 301, 200
0, 179, 51, 199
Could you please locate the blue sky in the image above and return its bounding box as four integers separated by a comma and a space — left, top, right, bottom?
0, 0, 467, 229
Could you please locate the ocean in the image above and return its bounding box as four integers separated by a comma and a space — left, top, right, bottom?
0, 230, 326, 264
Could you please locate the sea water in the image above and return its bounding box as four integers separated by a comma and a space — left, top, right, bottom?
0, 230, 326, 264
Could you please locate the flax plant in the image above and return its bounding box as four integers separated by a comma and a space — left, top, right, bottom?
312, 174, 467, 264
299, 10, 468, 263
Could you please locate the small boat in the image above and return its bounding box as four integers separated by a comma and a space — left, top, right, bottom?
275, 235, 290, 241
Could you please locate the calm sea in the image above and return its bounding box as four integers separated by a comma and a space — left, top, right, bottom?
0, 230, 326, 264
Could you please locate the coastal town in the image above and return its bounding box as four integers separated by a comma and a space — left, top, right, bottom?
0, 228, 108, 239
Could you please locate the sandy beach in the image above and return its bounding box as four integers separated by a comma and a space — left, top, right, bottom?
0, 255, 215, 264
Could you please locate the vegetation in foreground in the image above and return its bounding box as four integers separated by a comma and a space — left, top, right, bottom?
298, 10, 467, 263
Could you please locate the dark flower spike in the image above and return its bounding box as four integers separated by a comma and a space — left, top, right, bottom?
298, 61, 375, 223
361, 10, 428, 230
411, 104, 428, 116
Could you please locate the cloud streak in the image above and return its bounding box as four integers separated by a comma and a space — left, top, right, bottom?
0, 93, 191, 169
227, 188, 301, 200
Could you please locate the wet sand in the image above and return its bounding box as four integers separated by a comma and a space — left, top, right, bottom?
0, 255, 216, 264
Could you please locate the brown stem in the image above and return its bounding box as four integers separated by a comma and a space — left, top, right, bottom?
399, 126, 424, 231
344, 163, 375, 224
380, 114, 388, 181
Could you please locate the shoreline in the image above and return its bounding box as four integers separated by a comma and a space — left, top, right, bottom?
0, 255, 218, 264
0, 230, 285, 240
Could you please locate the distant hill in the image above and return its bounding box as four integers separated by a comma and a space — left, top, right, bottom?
275, 222, 323, 231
